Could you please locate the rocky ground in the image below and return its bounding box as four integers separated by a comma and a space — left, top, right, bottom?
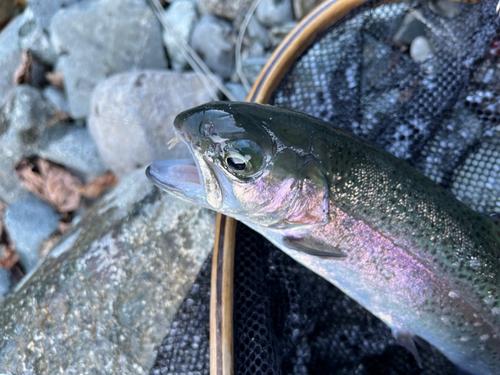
0, 0, 445, 373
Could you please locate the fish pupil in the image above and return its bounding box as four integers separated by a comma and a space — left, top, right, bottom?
227, 156, 246, 171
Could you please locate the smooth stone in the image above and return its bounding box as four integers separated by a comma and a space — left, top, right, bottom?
4, 194, 60, 273
393, 12, 426, 45
42, 86, 70, 113
18, 7, 58, 65
49, 0, 167, 118
225, 82, 248, 101
0, 168, 216, 374
256, 0, 294, 28
245, 17, 271, 50
27, 0, 89, 30
38, 122, 107, 181
0, 267, 11, 300
190, 14, 235, 79
162, 0, 198, 71
429, 0, 461, 18
88, 70, 214, 177
0, 85, 56, 204
269, 21, 298, 47
410, 35, 434, 62
196, 0, 253, 20
0, 15, 23, 109
293, 0, 324, 20
241, 56, 268, 86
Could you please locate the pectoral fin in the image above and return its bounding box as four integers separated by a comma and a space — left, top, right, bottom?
283, 236, 346, 258
394, 330, 422, 368
284, 163, 329, 226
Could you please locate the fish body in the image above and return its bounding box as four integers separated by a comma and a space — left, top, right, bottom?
146, 102, 500, 374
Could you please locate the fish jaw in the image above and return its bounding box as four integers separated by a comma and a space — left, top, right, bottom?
146, 157, 212, 209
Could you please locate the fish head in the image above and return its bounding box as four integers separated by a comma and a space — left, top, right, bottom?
147, 102, 329, 228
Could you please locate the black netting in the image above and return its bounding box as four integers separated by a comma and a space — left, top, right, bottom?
150, 255, 211, 375
151, 0, 500, 373
271, 0, 500, 216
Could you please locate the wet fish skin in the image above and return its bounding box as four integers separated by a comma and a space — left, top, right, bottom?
147, 102, 500, 374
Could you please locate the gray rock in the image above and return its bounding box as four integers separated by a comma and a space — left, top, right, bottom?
246, 17, 271, 50
49, 0, 167, 118
42, 86, 70, 113
0, 267, 11, 300
0, 168, 216, 374
0, 15, 23, 109
162, 0, 198, 71
410, 35, 434, 62
190, 14, 234, 79
38, 122, 107, 181
293, 0, 324, 20
393, 12, 426, 45
27, 0, 88, 30
196, 0, 252, 20
88, 70, 214, 177
269, 21, 298, 47
0, 85, 56, 204
18, 7, 58, 65
225, 82, 248, 101
241, 56, 269, 86
429, 0, 461, 18
4, 194, 60, 273
256, 0, 294, 28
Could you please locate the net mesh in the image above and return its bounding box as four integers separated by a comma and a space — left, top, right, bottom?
151, 0, 500, 373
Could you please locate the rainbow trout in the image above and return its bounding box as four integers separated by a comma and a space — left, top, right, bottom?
146, 102, 500, 374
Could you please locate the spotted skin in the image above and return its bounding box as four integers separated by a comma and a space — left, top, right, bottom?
147, 102, 500, 374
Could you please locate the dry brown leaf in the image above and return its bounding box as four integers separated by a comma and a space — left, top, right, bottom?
13, 51, 31, 84
45, 71, 65, 89
16, 158, 82, 213
0, 245, 19, 269
78, 173, 119, 198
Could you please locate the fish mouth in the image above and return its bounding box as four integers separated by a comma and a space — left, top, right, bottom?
146, 136, 225, 209
146, 157, 208, 206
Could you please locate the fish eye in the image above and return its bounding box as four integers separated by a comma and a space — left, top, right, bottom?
223, 139, 263, 177
199, 120, 214, 136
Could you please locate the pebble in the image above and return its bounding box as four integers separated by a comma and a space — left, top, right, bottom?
0, 15, 23, 109
410, 36, 434, 63
18, 7, 58, 66
42, 86, 70, 114
190, 14, 235, 79
429, 0, 461, 18
241, 56, 269, 86
27, 0, 88, 31
246, 17, 271, 50
0, 267, 11, 301
4, 194, 60, 273
225, 82, 248, 101
163, 0, 199, 71
293, 0, 324, 20
393, 12, 426, 45
0, 168, 216, 374
38, 122, 106, 182
0, 85, 56, 205
88, 70, 214, 177
49, 0, 168, 118
256, 0, 294, 28
269, 21, 298, 47
197, 0, 253, 20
